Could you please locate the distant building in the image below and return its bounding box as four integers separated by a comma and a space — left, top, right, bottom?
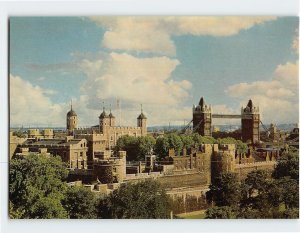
15, 137, 88, 169
66, 103, 78, 133
27, 128, 54, 139
9, 131, 26, 159
241, 99, 260, 143
70, 105, 147, 164
193, 97, 212, 136
193, 97, 260, 144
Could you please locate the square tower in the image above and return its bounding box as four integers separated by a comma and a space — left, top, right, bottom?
193, 97, 212, 136
241, 100, 260, 144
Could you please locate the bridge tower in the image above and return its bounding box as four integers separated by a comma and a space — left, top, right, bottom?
193, 97, 212, 136
241, 99, 260, 144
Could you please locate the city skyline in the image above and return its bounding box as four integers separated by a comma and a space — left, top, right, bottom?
10, 16, 299, 127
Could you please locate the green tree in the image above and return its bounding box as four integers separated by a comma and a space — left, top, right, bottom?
154, 137, 170, 159
167, 133, 183, 155
29, 194, 68, 219
217, 137, 237, 145
273, 149, 299, 181
98, 180, 171, 219
217, 137, 248, 154
280, 177, 299, 209
235, 140, 248, 154
200, 136, 217, 144
114, 135, 138, 161
240, 170, 271, 212
9, 154, 69, 218
115, 135, 155, 161
239, 170, 299, 218
179, 134, 194, 149
13, 131, 26, 138
9, 201, 24, 219
282, 209, 299, 219
205, 206, 237, 219
62, 186, 98, 219
136, 136, 156, 160
206, 173, 241, 207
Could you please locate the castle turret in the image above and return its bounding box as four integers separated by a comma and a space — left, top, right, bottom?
66, 102, 78, 132
241, 99, 260, 144
137, 105, 147, 136
193, 97, 212, 136
109, 107, 116, 127
99, 107, 110, 134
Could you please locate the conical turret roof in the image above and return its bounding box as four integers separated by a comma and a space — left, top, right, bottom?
67, 103, 77, 117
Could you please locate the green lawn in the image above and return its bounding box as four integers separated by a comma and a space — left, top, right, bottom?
181, 212, 206, 219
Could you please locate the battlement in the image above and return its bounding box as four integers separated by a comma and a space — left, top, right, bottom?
241, 106, 259, 115
110, 126, 142, 131
74, 128, 102, 135
193, 104, 211, 114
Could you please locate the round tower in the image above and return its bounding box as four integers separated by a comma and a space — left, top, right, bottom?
137, 105, 147, 136
109, 107, 116, 127
99, 107, 110, 134
66, 102, 78, 132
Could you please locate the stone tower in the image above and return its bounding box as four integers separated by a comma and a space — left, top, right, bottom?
193, 97, 212, 136
109, 107, 116, 127
99, 107, 110, 134
137, 105, 147, 136
66, 102, 78, 132
241, 99, 260, 144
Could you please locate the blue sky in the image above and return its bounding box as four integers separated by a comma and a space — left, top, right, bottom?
10, 17, 299, 127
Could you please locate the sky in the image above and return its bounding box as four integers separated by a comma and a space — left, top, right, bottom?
9, 16, 299, 127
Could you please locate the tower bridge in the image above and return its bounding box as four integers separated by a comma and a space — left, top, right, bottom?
192, 97, 260, 144
211, 114, 241, 119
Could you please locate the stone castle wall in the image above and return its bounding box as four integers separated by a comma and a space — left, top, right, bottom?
234, 161, 276, 180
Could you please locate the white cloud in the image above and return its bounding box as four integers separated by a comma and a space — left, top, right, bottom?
292, 29, 299, 54
225, 61, 299, 124
10, 74, 65, 127
37, 76, 45, 81
77, 52, 194, 126
80, 52, 190, 106
10, 52, 194, 127
90, 16, 276, 55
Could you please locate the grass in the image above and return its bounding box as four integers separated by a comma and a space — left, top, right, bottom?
176, 210, 206, 219
184, 213, 206, 219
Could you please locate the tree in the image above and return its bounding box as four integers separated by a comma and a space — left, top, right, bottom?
136, 136, 156, 160
273, 149, 299, 181
205, 206, 237, 219
9, 153, 69, 218
9, 201, 24, 219
235, 140, 248, 154
155, 137, 170, 159
217, 137, 248, 154
280, 177, 299, 209
114, 135, 138, 161
179, 134, 194, 149
167, 133, 183, 155
239, 169, 299, 219
98, 180, 171, 219
13, 131, 26, 138
200, 136, 217, 144
206, 173, 241, 207
217, 137, 237, 145
115, 135, 155, 161
29, 194, 68, 219
62, 186, 98, 219
240, 170, 271, 212
243, 170, 270, 197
